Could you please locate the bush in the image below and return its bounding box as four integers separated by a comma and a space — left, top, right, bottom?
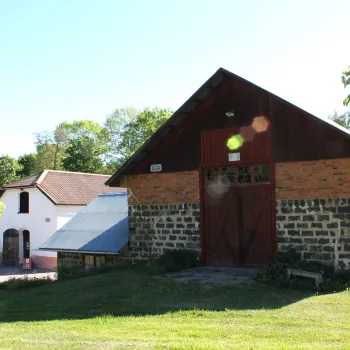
56, 263, 83, 280
0, 276, 54, 290
255, 249, 301, 285
154, 249, 200, 273
323, 270, 350, 292
85, 262, 131, 276
255, 249, 350, 291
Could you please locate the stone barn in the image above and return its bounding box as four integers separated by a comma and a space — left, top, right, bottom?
107, 68, 350, 270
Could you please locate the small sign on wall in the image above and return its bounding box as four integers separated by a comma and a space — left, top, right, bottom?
150, 164, 162, 172
228, 152, 240, 162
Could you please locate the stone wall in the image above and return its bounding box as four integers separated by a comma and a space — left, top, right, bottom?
128, 203, 200, 263
276, 198, 350, 269
58, 252, 85, 268
57, 252, 126, 269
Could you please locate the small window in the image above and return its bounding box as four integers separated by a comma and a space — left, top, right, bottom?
255, 165, 270, 183
238, 166, 251, 184
84, 255, 94, 269
19, 192, 29, 213
95, 256, 106, 267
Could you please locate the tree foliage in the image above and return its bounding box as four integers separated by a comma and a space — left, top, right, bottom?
0, 155, 22, 188
104, 107, 140, 167
329, 111, 350, 130
0, 200, 4, 215
61, 120, 108, 173
16, 106, 172, 176
63, 136, 106, 173
342, 66, 350, 106
34, 127, 68, 171
104, 107, 172, 168
17, 153, 37, 178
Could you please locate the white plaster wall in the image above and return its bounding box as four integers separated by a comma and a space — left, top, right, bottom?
56, 205, 84, 231
0, 188, 83, 262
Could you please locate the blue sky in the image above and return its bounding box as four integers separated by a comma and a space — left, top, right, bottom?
0, 0, 349, 158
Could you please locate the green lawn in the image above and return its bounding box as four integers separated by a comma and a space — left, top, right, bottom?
0, 266, 349, 349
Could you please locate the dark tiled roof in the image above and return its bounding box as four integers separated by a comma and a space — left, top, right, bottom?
2, 170, 126, 205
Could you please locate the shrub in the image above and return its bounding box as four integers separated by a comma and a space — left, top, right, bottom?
154, 249, 200, 273
56, 263, 83, 280
85, 262, 131, 276
255, 249, 349, 291
255, 249, 301, 285
323, 270, 350, 292
0, 276, 54, 290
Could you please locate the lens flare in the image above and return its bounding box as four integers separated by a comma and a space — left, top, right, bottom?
239, 125, 256, 142
252, 116, 269, 133
226, 134, 244, 150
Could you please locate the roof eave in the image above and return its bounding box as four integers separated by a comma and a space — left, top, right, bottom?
105, 68, 226, 187
39, 248, 120, 255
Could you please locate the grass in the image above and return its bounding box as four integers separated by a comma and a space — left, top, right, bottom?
0, 265, 349, 349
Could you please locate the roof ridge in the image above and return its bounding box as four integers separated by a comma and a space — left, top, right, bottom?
36, 170, 49, 185
45, 170, 112, 177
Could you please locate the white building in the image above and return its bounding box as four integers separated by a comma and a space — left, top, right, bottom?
0, 170, 124, 269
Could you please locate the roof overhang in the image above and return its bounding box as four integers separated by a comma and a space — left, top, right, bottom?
39, 248, 121, 255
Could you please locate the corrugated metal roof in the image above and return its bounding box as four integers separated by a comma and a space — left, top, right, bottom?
40, 192, 129, 254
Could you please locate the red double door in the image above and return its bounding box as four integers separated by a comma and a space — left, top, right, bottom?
202, 166, 273, 266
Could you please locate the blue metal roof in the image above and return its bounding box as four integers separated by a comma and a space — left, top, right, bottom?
40, 193, 129, 254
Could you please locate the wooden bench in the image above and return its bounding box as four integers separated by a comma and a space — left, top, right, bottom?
286, 268, 324, 289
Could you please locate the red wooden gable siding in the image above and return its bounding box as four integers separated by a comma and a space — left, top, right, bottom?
201, 127, 271, 166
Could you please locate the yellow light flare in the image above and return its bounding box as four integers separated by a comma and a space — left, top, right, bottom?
226, 134, 244, 150
252, 116, 269, 133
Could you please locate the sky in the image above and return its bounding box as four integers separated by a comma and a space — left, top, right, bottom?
0, 0, 349, 158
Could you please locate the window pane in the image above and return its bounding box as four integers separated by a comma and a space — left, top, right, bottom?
238, 166, 251, 183
205, 168, 218, 185
85, 255, 94, 267
95, 256, 106, 267
221, 167, 235, 185
255, 165, 269, 182
19, 192, 29, 213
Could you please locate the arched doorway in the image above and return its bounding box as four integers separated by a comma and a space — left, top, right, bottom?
2, 229, 20, 266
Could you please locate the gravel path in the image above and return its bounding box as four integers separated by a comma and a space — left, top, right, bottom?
0, 267, 56, 283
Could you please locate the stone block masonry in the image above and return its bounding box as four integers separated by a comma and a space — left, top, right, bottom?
276, 198, 350, 269
128, 203, 200, 263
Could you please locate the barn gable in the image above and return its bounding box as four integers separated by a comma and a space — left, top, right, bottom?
107, 67, 350, 186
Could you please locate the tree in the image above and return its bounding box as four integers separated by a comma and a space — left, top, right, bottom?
104, 107, 172, 168
34, 127, 69, 171
17, 153, 37, 178
104, 107, 140, 168
342, 66, 350, 106
0, 200, 4, 215
0, 155, 22, 188
61, 120, 109, 173
63, 136, 106, 173
329, 111, 350, 129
